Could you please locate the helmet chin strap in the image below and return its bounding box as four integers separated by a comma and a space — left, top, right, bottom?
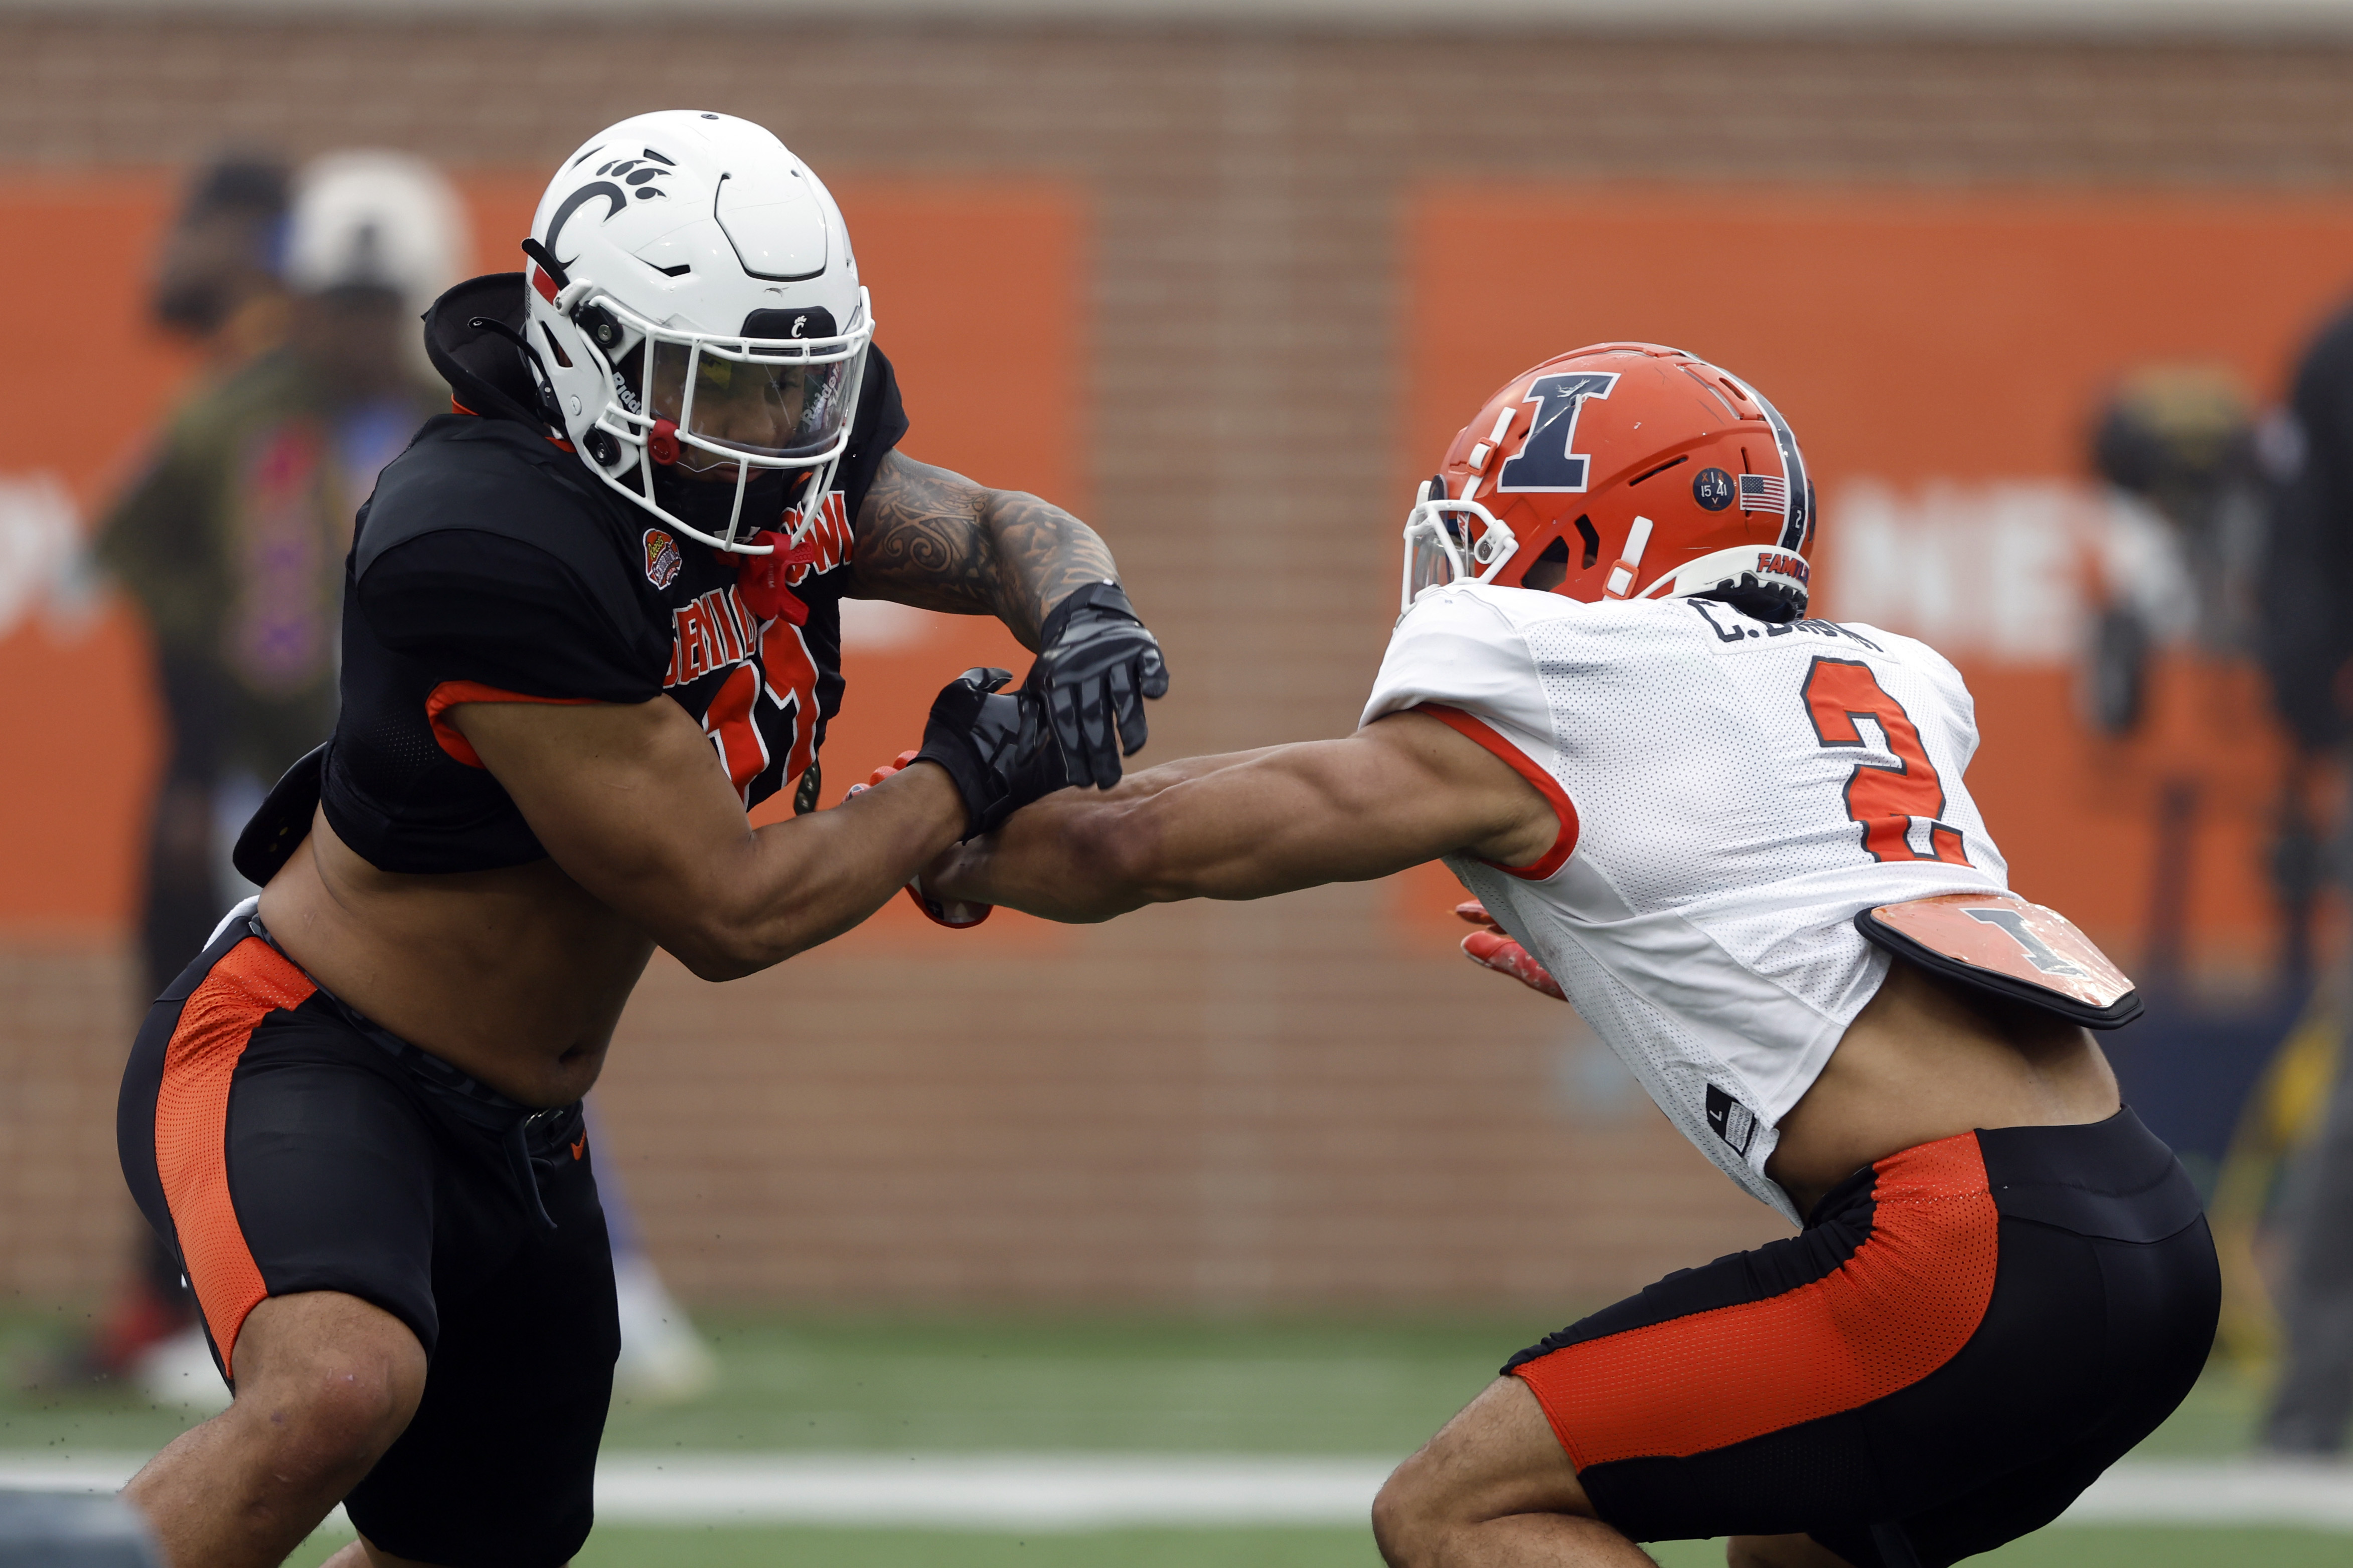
1602, 516, 1654, 600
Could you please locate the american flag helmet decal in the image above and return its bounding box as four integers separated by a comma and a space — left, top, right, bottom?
1738, 473, 1787, 515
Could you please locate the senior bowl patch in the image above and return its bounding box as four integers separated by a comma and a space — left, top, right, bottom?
643, 528, 682, 588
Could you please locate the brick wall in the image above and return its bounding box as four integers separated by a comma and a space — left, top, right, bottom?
0, 947, 141, 1304
6, 17, 2350, 1309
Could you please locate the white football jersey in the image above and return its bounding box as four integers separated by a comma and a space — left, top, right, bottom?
1362, 584, 2009, 1221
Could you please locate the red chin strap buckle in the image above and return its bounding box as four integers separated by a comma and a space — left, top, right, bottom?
733, 529, 813, 627
648, 418, 681, 466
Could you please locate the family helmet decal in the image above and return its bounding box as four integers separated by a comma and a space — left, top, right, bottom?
1402, 343, 1815, 621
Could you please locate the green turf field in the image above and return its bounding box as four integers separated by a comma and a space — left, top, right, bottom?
7, 1309, 2342, 1566
257, 1521, 2351, 1567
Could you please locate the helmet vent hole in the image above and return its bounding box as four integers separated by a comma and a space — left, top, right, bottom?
1628, 454, 1688, 488
1573, 514, 1601, 570
538, 322, 572, 369
1521, 536, 1572, 594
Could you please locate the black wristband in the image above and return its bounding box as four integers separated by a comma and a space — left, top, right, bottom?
912, 666, 1080, 839
913, 667, 1014, 837
1038, 580, 1139, 645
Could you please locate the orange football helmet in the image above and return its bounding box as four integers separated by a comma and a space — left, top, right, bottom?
1401, 342, 1815, 621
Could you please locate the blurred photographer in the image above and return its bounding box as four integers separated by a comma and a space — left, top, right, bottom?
2254, 300, 2353, 1458
2249, 297, 2353, 1457
2081, 368, 2264, 737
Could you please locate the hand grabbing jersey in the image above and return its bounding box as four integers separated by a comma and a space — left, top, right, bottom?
1455, 900, 1565, 1002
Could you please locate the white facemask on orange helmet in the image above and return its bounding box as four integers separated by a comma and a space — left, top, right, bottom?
1403, 342, 1815, 621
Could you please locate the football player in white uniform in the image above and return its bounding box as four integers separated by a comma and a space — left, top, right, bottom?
921, 344, 2220, 1567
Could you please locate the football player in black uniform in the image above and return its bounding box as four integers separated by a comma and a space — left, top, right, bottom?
115, 112, 1168, 1568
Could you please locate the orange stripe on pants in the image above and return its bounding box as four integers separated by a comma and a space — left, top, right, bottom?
153, 936, 316, 1379
1513, 1132, 2000, 1469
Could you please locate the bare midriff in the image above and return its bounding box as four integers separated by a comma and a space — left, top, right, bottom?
256, 806, 654, 1107
1766, 956, 2124, 1220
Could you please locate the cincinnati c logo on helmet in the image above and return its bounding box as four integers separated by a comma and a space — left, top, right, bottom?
540, 149, 678, 263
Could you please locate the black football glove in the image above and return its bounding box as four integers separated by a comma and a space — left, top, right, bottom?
915, 667, 1077, 839
1028, 581, 1170, 790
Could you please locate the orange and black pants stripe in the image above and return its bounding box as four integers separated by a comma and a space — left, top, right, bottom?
116, 911, 618, 1568
1504, 1109, 2217, 1568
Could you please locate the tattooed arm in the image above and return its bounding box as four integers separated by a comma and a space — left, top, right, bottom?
849, 450, 1169, 787
848, 450, 1115, 648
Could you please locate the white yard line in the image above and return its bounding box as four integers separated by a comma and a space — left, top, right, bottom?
0, 1457, 152, 1495
1, 1452, 2347, 1531
2061, 1458, 2353, 1530
594, 1454, 1392, 1527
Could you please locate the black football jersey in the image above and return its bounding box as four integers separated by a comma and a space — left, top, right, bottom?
317, 274, 907, 875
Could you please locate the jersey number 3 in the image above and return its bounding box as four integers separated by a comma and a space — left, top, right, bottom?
1800, 657, 1968, 865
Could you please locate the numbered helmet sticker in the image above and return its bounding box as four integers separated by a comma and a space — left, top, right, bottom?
1726, 376, 1812, 553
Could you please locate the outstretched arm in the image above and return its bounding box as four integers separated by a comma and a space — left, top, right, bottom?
849, 450, 1114, 646
452, 695, 966, 980
925, 711, 1564, 923
449, 663, 1062, 980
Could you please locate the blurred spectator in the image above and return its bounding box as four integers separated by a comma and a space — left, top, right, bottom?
59, 152, 459, 1391
64, 152, 712, 1405
2253, 298, 2353, 1456
147, 153, 292, 375
36, 153, 293, 1388
101, 150, 460, 1003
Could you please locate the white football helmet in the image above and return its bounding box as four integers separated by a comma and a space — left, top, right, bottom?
522, 111, 874, 554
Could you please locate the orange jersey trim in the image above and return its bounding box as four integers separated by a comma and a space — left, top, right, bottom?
1419, 704, 1580, 880
1512, 1132, 2000, 1469
154, 937, 318, 1379
424, 680, 602, 770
